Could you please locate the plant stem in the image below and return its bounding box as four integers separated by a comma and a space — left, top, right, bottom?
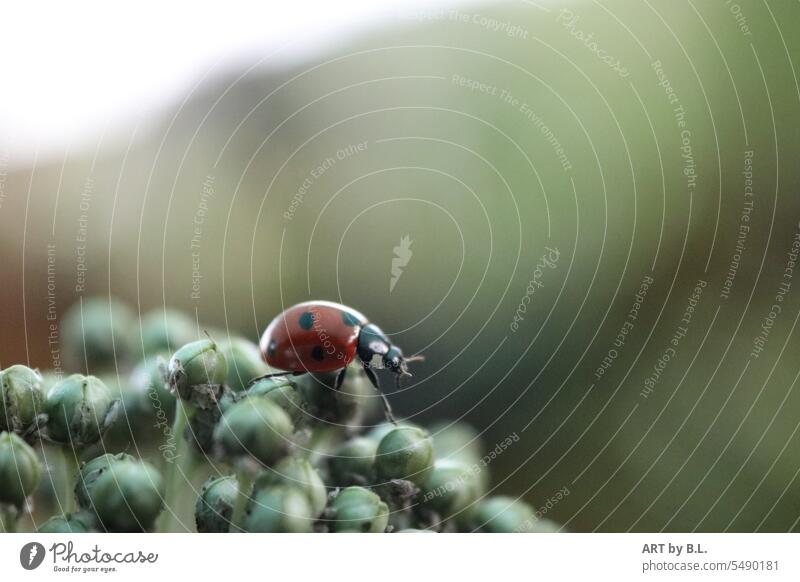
60, 446, 80, 514
157, 399, 192, 532
230, 467, 254, 533
0, 505, 18, 533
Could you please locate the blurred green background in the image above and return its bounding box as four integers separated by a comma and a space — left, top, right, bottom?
1, 0, 799, 531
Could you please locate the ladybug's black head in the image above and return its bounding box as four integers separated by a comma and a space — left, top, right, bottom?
383, 346, 408, 376
357, 324, 422, 387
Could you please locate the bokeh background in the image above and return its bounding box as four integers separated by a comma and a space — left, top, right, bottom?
1, 0, 799, 531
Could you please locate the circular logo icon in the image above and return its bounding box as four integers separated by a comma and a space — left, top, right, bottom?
19, 542, 46, 570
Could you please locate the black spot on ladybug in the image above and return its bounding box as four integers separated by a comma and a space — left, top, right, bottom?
311, 346, 325, 361
267, 340, 277, 357
298, 311, 314, 330
341, 311, 360, 327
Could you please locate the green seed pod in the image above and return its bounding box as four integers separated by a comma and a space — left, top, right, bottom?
243, 486, 313, 533
137, 309, 199, 358
37, 510, 96, 533
213, 398, 294, 467
168, 339, 228, 409
90, 459, 163, 532
219, 338, 269, 393
75, 452, 135, 509
195, 475, 238, 533
469, 496, 540, 533
375, 426, 434, 485
0, 365, 46, 435
255, 457, 327, 516
329, 437, 377, 487
0, 431, 41, 508
61, 297, 135, 372
327, 486, 389, 533
100, 374, 154, 449
429, 421, 484, 466
239, 377, 305, 423
129, 354, 175, 419
44, 375, 119, 447
365, 420, 420, 444
421, 459, 484, 520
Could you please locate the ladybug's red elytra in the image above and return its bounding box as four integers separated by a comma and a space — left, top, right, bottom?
257, 300, 421, 423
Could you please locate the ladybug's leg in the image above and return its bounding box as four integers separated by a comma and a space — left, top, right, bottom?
361, 364, 397, 425
334, 366, 348, 390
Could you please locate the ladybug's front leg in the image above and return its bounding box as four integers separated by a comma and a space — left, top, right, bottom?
334, 366, 348, 390
361, 363, 397, 426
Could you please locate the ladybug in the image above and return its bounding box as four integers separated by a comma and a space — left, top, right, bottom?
257, 300, 421, 423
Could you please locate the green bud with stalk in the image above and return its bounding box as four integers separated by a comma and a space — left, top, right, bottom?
157, 338, 227, 532
212, 397, 294, 532
373, 426, 434, 530
195, 475, 238, 533
42, 374, 119, 514
0, 431, 42, 532
89, 459, 164, 532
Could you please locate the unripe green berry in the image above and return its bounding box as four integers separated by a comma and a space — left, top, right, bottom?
470, 496, 539, 533
430, 421, 484, 466
374, 426, 433, 485
90, 460, 163, 532
255, 457, 327, 516
219, 338, 269, 393
0, 431, 41, 508
38, 511, 96, 533
61, 297, 135, 372
75, 452, 135, 509
129, 354, 175, 419
0, 365, 45, 434
45, 375, 118, 446
243, 486, 313, 533
195, 475, 238, 533
168, 339, 228, 408
327, 486, 389, 533
329, 437, 377, 487
365, 420, 420, 443
421, 459, 483, 520
213, 398, 294, 467
137, 309, 198, 358
242, 377, 305, 424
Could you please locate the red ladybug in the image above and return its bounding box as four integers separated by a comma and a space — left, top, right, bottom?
258, 300, 421, 423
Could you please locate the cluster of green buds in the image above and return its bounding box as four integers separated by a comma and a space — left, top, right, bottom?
0, 298, 559, 533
